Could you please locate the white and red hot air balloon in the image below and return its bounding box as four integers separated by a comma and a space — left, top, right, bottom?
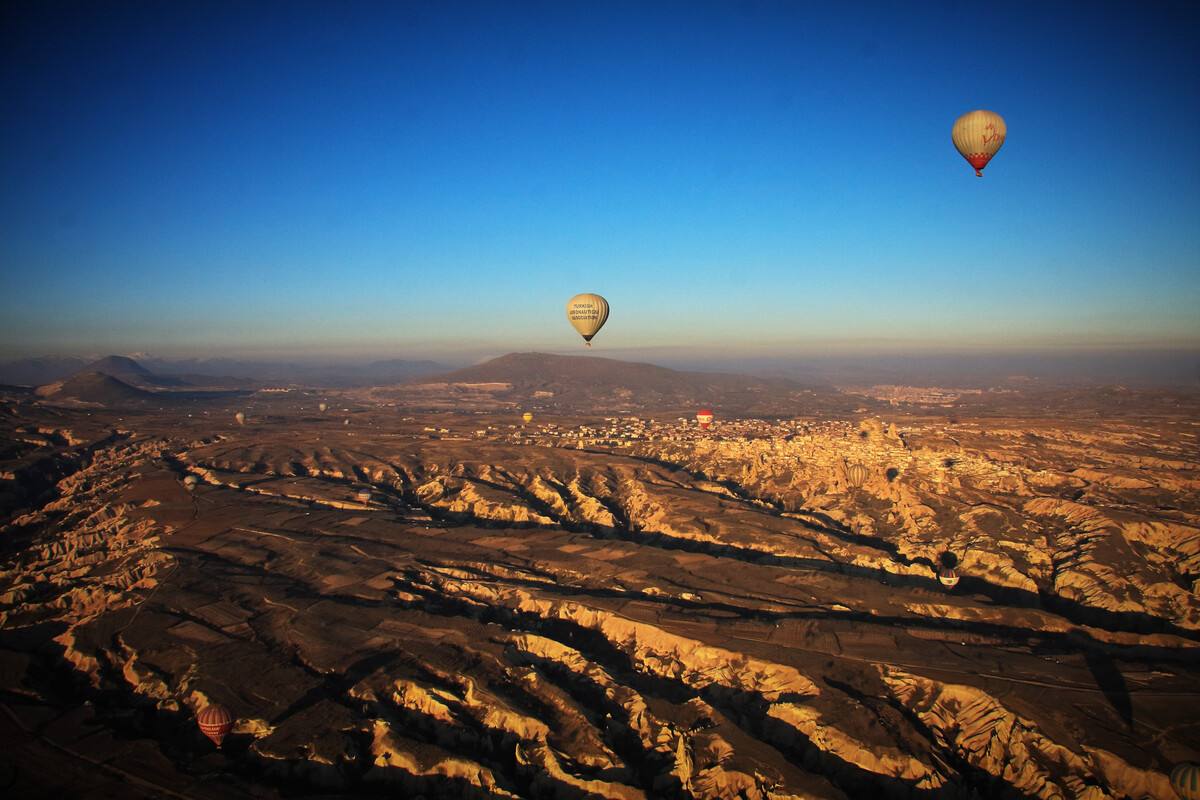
952, 109, 1006, 177
197, 703, 234, 747
696, 409, 714, 430
938, 567, 960, 589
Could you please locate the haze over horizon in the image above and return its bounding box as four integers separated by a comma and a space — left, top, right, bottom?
2, 1, 1198, 372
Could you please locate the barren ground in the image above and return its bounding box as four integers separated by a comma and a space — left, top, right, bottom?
1, 391, 1198, 799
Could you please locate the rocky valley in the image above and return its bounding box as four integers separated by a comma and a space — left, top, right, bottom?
1, 372, 1198, 799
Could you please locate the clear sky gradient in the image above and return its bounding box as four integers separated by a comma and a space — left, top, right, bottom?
2, 0, 1198, 361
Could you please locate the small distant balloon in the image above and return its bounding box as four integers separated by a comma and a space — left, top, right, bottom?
522, 412, 533, 424
952, 110, 1006, 177
197, 704, 234, 747
183, 475, 198, 491
566, 293, 609, 346
235, 411, 246, 425
343, 418, 350, 426
318, 402, 327, 412
938, 567, 960, 589
846, 463, 871, 489
696, 409, 714, 430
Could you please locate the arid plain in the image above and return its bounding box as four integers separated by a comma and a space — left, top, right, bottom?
1, 355, 1198, 799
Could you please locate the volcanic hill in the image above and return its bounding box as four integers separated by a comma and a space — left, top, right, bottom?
32, 357, 254, 408
78, 355, 188, 388
409, 352, 856, 415
33, 371, 157, 406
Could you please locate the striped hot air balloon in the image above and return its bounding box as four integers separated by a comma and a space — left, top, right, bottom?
846, 463, 871, 489
696, 409, 714, 430
952, 110, 1006, 177
1172, 763, 1200, 800
197, 703, 234, 747
938, 567, 960, 589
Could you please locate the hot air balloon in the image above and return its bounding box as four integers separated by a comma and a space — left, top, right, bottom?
566, 293, 609, 346
318, 402, 327, 412
1172, 763, 1200, 800
343, 418, 350, 426
696, 409, 714, 430
846, 463, 871, 489
234, 412, 246, 426
356, 489, 373, 504
183, 474, 198, 491
938, 567, 960, 589
197, 703, 234, 747
522, 412, 533, 424
952, 110, 1006, 177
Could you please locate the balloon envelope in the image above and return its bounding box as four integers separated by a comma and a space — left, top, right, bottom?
696, 409, 714, 430
846, 463, 871, 488
1172, 763, 1200, 800
522, 412, 533, 424
197, 704, 234, 747
318, 403, 327, 412
938, 568, 960, 589
952, 110, 1006, 177
566, 293, 609, 345
234, 412, 245, 425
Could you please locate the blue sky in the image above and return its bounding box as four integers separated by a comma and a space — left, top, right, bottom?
1, 0, 1197, 361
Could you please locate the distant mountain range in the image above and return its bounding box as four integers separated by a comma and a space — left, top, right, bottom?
0, 355, 452, 388
6, 349, 1196, 392
14, 351, 862, 414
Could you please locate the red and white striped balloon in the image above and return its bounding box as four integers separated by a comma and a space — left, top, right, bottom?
197, 703, 234, 747
696, 409, 714, 430
938, 567, 960, 589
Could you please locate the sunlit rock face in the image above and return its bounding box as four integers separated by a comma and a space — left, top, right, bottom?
0, 393, 1197, 799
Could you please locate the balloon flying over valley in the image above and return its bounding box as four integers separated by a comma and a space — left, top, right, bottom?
0, 4, 1197, 799
3, 2, 1194, 367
